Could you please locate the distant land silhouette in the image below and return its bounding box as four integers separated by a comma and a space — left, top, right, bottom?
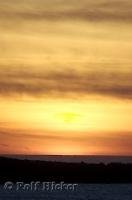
2, 155, 132, 164
0, 156, 132, 183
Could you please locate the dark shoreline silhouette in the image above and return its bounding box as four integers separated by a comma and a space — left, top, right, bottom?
3, 154, 132, 164
0, 156, 132, 183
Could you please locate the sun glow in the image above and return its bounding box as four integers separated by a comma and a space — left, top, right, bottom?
56, 112, 80, 123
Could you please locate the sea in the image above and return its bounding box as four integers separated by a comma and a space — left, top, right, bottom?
0, 184, 132, 200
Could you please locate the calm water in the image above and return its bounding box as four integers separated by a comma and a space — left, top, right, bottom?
0, 184, 132, 200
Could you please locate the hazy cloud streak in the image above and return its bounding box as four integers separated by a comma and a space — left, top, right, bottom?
1, 0, 132, 22
0, 66, 132, 99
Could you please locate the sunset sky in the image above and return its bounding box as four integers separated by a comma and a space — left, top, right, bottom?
0, 0, 132, 155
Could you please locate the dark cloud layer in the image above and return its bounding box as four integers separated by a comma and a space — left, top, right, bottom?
0, 0, 132, 100
0, 66, 132, 99
0, 0, 132, 21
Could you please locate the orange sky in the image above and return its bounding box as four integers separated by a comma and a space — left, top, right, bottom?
0, 0, 132, 155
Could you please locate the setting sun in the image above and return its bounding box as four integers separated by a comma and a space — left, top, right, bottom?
56, 112, 80, 123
